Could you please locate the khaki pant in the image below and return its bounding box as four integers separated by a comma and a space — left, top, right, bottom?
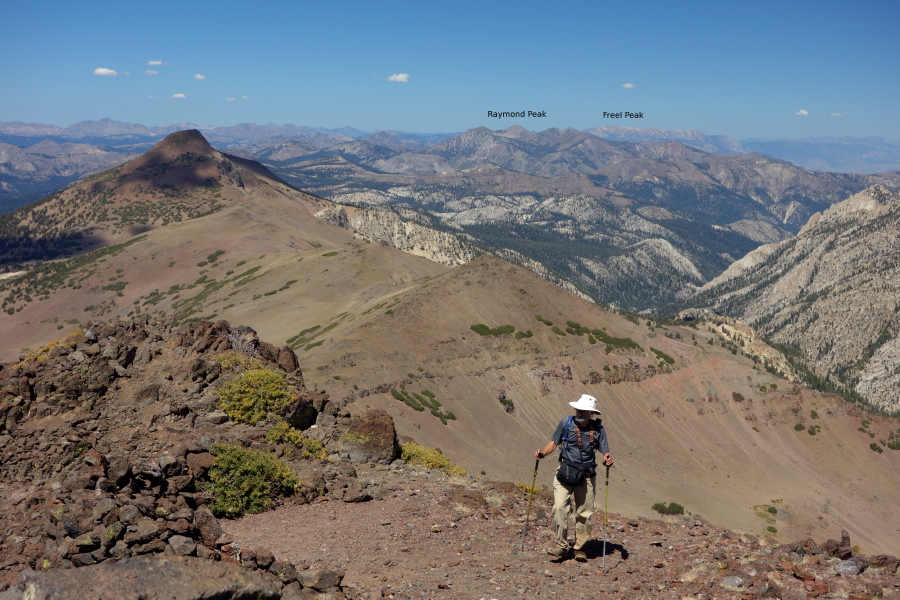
552, 471, 595, 551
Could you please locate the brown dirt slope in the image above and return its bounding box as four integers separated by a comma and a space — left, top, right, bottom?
293, 255, 900, 555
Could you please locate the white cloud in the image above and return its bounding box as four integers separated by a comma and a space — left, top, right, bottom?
386, 73, 410, 83
147, 60, 163, 66
620, 83, 636, 88
172, 93, 186, 99
93, 67, 118, 76
226, 97, 236, 102
795, 109, 810, 116
145, 70, 159, 76
241, 95, 250, 99
193, 73, 206, 80
829, 112, 846, 117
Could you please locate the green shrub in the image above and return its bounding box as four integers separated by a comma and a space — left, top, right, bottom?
265, 421, 326, 459
794, 423, 806, 431
732, 392, 745, 402
650, 347, 675, 364
651, 502, 685, 515
767, 526, 777, 533
401, 442, 467, 475
593, 329, 642, 351
470, 324, 515, 336
200, 443, 301, 517
870, 443, 883, 453
810, 409, 819, 419
214, 350, 267, 373
217, 369, 298, 424
470, 323, 491, 335
551, 326, 566, 336
15, 329, 84, 366
767, 506, 777, 514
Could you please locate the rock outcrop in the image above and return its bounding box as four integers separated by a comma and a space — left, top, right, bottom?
10, 556, 282, 600
0, 317, 402, 596
316, 204, 479, 266
693, 185, 900, 412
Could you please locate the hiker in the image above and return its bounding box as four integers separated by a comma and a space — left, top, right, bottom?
534, 393, 613, 561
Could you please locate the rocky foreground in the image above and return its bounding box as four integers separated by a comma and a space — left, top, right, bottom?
0, 318, 897, 599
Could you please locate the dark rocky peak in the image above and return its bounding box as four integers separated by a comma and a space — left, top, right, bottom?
143, 130, 218, 164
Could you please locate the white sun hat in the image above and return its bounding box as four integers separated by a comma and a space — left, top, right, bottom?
569, 393, 601, 413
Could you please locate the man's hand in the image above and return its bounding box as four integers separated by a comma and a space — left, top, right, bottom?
535, 441, 556, 460
602, 453, 614, 466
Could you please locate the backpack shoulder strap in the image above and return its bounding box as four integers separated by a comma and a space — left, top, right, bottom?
561, 415, 574, 443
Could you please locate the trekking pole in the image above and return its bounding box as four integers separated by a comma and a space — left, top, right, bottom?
521, 459, 540, 551
602, 464, 610, 572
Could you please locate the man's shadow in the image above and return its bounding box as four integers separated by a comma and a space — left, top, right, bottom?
581, 539, 629, 563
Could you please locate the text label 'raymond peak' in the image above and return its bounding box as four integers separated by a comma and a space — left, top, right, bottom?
487, 111, 547, 118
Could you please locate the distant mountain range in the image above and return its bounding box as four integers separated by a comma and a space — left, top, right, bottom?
1, 119, 897, 211
3, 120, 900, 310
585, 125, 748, 155
264, 125, 899, 309
741, 137, 900, 174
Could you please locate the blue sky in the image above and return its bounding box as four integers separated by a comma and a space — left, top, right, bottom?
2, 0, 898, 140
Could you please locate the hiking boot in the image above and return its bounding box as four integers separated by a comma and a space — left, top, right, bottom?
574, 549, 587, 562
546, 546, 569, 560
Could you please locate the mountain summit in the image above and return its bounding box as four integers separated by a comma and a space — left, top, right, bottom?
139, 129, 217, 161
0, 130, 304, 265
